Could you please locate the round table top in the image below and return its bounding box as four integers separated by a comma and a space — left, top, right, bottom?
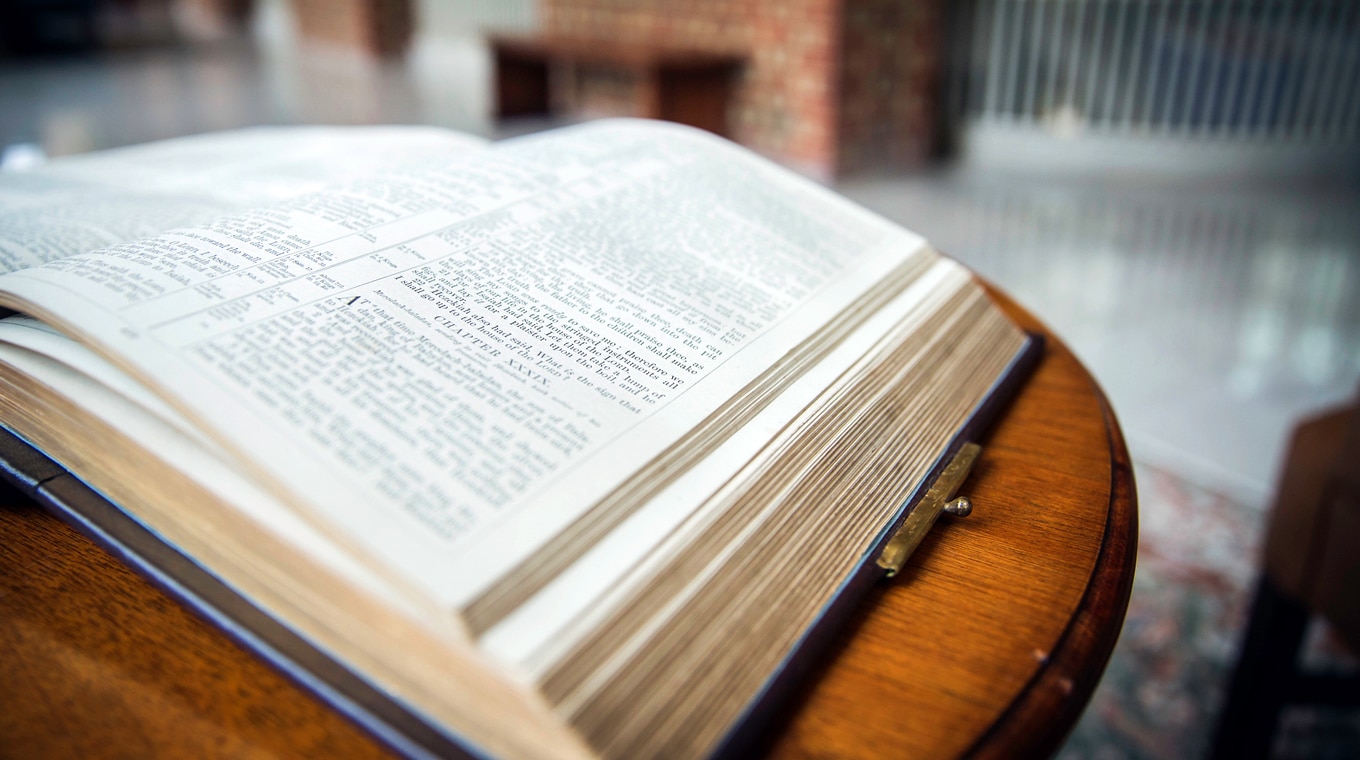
0, 287, 1136, 759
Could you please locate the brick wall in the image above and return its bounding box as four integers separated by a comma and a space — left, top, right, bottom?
837, 0, 944, 174
541, 0, 944, 176
543, 0, 841, 176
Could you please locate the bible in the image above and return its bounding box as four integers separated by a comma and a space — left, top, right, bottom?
0, 120, 1040, 759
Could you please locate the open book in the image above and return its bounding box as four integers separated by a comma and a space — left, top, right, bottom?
0, 120, 1039, 759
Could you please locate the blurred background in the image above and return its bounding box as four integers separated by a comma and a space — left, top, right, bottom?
2, 0, 1358, 756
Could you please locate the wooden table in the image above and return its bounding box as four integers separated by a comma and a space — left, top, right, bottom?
0, 289, 1136, 758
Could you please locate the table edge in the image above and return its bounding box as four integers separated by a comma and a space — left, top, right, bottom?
968, 290, 1140, 759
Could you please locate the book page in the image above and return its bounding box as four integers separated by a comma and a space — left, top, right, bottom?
0, 126, 486, 273
0, 315, 215, 447
0, 336, 413, 612
0, 120, 929, 609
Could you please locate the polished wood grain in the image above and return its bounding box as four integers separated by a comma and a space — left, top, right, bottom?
0, 291, 1135, 759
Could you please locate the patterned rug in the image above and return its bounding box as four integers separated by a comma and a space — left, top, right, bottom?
1058, 463, 1360, 759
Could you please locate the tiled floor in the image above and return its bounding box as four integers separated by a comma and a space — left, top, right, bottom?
840, 168, 1360, 506
4, 26, 1359, 758
0, 31, 492, 157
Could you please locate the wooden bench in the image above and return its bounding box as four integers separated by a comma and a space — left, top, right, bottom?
490, 35, 745, 138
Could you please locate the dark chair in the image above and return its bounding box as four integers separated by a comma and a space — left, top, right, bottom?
1209, 402, 1360, 759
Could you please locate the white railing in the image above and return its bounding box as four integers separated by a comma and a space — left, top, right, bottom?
948, 0, 1360, 143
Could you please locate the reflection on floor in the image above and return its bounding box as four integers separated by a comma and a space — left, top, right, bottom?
841, 170, 1360, 504
3, 31, 1359, 758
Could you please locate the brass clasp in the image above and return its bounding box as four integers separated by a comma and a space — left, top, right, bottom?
876, 442, 980, 577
